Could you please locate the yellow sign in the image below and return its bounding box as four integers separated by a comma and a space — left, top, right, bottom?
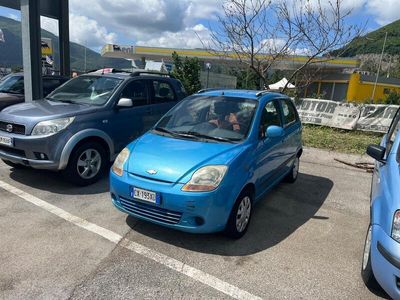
41, 38, 53, 56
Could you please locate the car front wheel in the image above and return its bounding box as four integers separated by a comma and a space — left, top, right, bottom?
62, 142, 107, 186
361, 225, 380, 290
225, 190, 252, 239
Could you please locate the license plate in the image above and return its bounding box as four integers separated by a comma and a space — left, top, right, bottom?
130, 187, 160, 204
0, 135, 13, 147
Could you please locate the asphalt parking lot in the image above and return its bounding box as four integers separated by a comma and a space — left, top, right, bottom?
0, 147, 386, 299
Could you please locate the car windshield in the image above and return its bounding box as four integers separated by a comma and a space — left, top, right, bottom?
0, 74, 24, 94
154, 95, 257, 142
47, 75, 122, 105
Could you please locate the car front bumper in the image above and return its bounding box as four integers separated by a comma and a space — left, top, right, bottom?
110, 170, 233, 234
0, 130, 68, 170
371, 224, 400, 299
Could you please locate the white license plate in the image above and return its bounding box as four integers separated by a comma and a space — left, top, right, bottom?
131, 187, 159, 204
0, 135, 13, 147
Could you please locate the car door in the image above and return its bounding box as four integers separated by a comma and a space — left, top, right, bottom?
111, 79, 153, 152
279, 98, 302, 173
254, 99, 286, 195
148, 79, 179, 122
371, 109, 400, 204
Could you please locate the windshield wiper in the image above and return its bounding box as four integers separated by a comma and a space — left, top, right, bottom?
154, 127, 199, 140
178, 131, 240, 143
154, 126, 180, 137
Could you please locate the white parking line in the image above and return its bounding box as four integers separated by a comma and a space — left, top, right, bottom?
0, 180, 262, 300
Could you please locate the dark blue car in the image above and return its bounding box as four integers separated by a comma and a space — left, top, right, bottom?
110, 89, 302, 238
0, 70, 185, 185
362, 108, 400, 298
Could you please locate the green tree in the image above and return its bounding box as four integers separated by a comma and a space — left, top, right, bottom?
171, 51, 201, 95
229, 67, 260, 89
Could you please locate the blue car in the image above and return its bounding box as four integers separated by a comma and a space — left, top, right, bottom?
110, 89, 302, 238
362, 108, 400, 298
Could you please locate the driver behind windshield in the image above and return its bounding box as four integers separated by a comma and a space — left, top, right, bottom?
208, 101, 241, 132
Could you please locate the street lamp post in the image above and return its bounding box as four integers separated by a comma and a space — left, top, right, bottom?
371, 31, 388, 102
206, 62, 211, 88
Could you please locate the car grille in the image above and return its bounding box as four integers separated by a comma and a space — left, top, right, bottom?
0, 122, 25, 135
119, 196, 182, 225
0, 145, 26, 157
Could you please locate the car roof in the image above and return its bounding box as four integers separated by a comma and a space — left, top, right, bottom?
84, 69, 176, 81
194, 89, 284, 101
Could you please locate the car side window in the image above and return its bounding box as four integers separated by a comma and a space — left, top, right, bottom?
151, 80, 176, 103
120, 80, 148, 107
280, 99, 297, 127
43, 79, 62, 96
260, 101, 281, 137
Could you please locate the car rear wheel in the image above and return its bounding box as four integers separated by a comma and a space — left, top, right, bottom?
361, 225, 380, 290
225, 190, 252, 239
62, 142, 107, 186
285, 156, 300, 183
1, 159, 29, 169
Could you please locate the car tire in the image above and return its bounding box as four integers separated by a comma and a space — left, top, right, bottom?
1, 159, 29, 169
61, 142, 107, 186
361, 225, 381, 291
225, 190, 253, 239
285, 156, 300, 183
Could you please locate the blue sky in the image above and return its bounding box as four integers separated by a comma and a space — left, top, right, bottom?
0, 0, 398, 52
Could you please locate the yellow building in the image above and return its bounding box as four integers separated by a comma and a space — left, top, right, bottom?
304, 73, 400, 102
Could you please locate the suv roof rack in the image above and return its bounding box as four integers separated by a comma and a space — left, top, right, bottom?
130, 70, 175, 78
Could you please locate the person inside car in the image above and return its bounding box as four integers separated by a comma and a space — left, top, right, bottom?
208, 101, 241, 132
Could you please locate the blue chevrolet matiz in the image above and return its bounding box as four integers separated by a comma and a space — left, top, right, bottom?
362, 108, 400, 298
110, 89, 302, 238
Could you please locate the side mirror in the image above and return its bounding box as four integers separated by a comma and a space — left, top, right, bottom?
117, 97, 133, 108
265, 125, 284, 139
366, 144, 386, 162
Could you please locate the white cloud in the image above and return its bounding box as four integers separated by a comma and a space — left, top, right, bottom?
137, 24, 212, 48
40, 15, 117, 48
366, 0, 400, 25
69, 14, 117, 47
37, 0, 400, 51
65, 0, 221, 49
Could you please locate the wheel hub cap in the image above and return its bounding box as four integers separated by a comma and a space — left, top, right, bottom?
236, 196, 251, 233
77, 149, 102, 179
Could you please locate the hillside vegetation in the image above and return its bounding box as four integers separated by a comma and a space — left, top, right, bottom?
332, 19, 400, 57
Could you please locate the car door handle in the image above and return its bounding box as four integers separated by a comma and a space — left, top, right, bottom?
145, 108, 152, 114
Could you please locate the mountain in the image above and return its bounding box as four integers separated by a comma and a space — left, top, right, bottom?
0, 16, 131, 71
332, 19, 400, 57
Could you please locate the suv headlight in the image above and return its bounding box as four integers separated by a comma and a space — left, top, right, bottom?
392, 210, 400, 242
31, 117, 75, 136
182, 165, 227, 192
112, 148, 130, 176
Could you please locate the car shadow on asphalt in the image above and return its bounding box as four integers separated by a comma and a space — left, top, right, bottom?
126, 172, 334, 256
7, 167, 110, 195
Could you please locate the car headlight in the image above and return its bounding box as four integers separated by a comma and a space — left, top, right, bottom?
112, 148, 130, 176
31, 117, 75, 136
182, 165, 227, 192
392, 210, 400, 242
